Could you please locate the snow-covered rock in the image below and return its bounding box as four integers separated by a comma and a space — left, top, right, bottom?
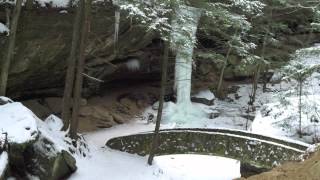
191, 90, 215, 106
0, 102, 38, 144
0, 99, 77, 179
0, 97, 13, 105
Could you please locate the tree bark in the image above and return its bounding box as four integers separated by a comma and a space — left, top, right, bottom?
61, 1, 84, 130
216, 45, 232, 99
0, 0, 23, 96
25, 0, 34, 10
299, 80, 302, 138
70, 0, 92, 139
249, 35, 266, 105
147, 40, 169, 165
249, 63, 262, 105
5, 7, 10, 28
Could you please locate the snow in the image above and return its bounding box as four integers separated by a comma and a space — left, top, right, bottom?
126, 59, 140, 71
193, 90, 215, 100
153, 155, 240, 180
0, 23, 9, 34
0, 102, 38, 144
36, 115, 70, 153
0, 0, 70, 7
0, 96, 13, 103
0, 46, 318, 180
70, 122, 241, 180
35, 0, 70, 7
0, 152, 8, 176
251, 45, 320, 143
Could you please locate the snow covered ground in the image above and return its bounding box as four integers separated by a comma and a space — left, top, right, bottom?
70, 122, 241, 180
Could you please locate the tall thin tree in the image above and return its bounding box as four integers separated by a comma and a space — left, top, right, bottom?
148, 40, 170, 165
61, 0, 84, 130
70, 0, 92, 139
0, 0, 23, 96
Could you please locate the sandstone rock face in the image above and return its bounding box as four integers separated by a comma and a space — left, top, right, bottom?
0, 101, 76, 179
0, 4, 162, 98
1, 3, 317, 99
239, 147, 320, 180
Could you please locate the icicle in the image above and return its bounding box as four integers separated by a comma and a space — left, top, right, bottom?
114, 8, 120, 54
113, 0, 120, 53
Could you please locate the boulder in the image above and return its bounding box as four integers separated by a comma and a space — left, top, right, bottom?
92, 106, 114, 123
112, 113, 126, 124
79, 106, 94, 117
44, 97, 63, 114
0, 97, 13, 106
22, 99, 51, 119
0, 102, 77, 179
191, 97, 214, 106
191, 90, 215, 106
24, 135, 77, 180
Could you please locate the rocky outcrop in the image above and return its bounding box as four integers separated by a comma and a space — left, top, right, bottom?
0, 2, 318, 99
24, 134, 77, 180
0, 99, 76, 179
0, 3, 162, 98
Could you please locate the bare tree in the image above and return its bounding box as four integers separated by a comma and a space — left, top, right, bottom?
70, 0, 92, 139
61, 0, 84, 130
216, 44, 232, 99
0, 0, 23, 96
148, 40, 169, 165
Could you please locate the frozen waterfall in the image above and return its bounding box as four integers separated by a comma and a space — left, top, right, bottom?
163, 6, 205, 125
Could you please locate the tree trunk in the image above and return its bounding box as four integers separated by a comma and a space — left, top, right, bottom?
25, 0, 34, 10
0, 0, 23, 96
61, 0, 84, 130
262, 68, 269, 93
216, 45, 232, 99
5, 7, 10, 28
249, 63, 262, 105
299, 80, 302, 138
249, 35, 267, 105
70, 0, 92, 139
147, 40, 169, 165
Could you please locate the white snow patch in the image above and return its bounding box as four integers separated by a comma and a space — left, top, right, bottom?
0, 23, 8, 34
35, 0, 70, 7
193, 90, 215, 100
0, 102, 38, 144
0, 96, 13, 103
35, 115, 72, 154
0, 152, 8, 176
59, 10, 68, 14
126, 59, 140, 71
154, 155, 241, 180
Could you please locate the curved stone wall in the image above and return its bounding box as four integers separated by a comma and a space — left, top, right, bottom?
106, 128, 310, 169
